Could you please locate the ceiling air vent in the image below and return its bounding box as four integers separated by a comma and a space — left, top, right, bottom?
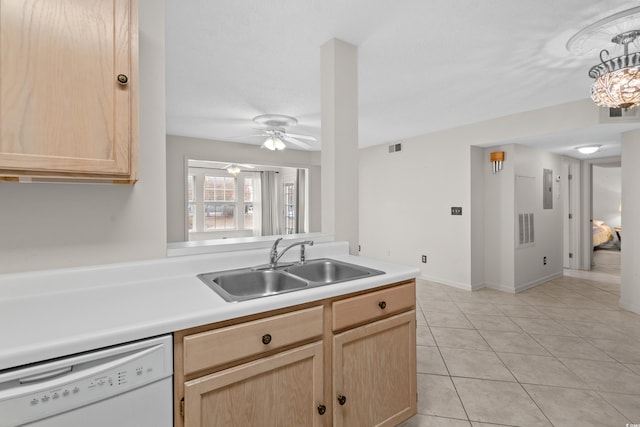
599, 106, 640, 123
388, 142, 403, 153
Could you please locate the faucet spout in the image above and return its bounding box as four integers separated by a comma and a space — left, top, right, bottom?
269, 238, 283, 268
270, 240, 314, 268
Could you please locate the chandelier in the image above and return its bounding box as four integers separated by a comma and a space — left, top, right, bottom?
589, 30, 640, 109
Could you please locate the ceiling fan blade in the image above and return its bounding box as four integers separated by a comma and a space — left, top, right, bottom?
283, 136, 312, 149
228, 134, 268, 138
284, 132, 317, 141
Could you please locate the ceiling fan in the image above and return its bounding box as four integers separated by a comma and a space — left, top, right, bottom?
233, 114, 316, 150
221, 163, 254, 176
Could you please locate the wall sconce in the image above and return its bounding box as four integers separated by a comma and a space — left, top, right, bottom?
490, 151, 505, 174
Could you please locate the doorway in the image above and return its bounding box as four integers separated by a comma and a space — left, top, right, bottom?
591, 163, 621, 276
563, 157, 621, 277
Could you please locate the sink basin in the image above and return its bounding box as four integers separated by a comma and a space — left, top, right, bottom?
285, 258, 384, 284
198, 269, 309, 302
198, 258, 385, 302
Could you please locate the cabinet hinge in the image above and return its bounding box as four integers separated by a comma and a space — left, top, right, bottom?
568, 174, 573, 180
568, 213, 573, 219
180, 398, 185, 418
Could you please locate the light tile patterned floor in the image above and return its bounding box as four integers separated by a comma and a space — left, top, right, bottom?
400, 274, 640, 427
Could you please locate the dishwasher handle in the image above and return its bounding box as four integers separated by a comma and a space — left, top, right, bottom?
19, 366, 72, 384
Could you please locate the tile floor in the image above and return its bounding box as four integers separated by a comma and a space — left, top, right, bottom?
400, 273, 640, 427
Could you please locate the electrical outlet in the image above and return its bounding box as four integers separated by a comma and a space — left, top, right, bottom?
358, 245, 361, 252
543, 256, 547, 265
451, 207, 462, 215
421, 255, 427, 263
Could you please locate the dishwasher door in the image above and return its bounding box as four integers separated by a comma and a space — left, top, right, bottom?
0, 335, 173, 427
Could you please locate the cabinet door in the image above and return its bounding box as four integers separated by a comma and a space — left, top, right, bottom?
333, 311, 417, 427
184, 342, 325, 427
0, 0, 136, 178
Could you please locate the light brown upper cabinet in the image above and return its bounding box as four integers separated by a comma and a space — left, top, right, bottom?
0, 0, 138, 183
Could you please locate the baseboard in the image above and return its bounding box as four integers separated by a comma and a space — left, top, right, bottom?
514, 272, 563, 293
484, 283, 517, 294
418, 274, 474, 291
619, 299, 640, 315
419, 272, 563, 294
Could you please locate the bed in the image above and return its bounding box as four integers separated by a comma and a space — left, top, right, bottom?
593, 220, 614, 247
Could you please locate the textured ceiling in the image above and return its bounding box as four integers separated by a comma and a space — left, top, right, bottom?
165, 1, 640, 158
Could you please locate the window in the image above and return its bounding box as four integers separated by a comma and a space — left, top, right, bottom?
204, 175, 236, 230
184, 159, 310, 242
187, 174, 195, 232
244, 177, 255, 229
284, 182, 296, 234
187, 166, 258, 236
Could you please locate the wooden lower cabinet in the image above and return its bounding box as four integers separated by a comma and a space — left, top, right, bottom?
184, 342, 324, 427
333, 311, 417, 427
175, 279, 417, 427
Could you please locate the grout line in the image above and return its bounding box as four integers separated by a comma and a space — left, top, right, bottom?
415, 277, 640, 425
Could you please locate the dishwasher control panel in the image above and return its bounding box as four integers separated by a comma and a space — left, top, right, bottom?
0, 335, 172, 427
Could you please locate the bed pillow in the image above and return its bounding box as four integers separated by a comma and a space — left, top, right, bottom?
593, 220, 604, 226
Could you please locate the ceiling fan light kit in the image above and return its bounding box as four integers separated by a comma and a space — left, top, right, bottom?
226, 165, 241, 175
239, 114, 316, 151
263, 136, 286, 151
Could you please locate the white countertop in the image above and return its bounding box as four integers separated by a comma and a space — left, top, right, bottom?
0, 241, 418, 371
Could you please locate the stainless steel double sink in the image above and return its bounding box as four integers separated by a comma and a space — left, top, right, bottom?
197, 258, 385, 302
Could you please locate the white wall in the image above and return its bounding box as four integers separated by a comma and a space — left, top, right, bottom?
512, 145, 563, 290
592, 165, 621, 229
359, 137, 472, 289
481, 145, 515, 292
359, 100, 594, 291
0, 0, 166, 274
166, 135, 321, 243
469, 146, 485, 289
621, 130, 640, 314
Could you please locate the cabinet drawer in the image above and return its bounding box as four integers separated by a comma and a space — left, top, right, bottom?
332, 282, 415, 331
183, 306, 323, 375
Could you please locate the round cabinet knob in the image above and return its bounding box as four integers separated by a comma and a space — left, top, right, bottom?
261, 334, 272, 345
337, 395, 347, 406
116, 74, 129, 85
317, 404, 326, 415
378, 301, 387, 309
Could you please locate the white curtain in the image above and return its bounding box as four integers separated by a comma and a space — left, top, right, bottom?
261, 171, 282, 236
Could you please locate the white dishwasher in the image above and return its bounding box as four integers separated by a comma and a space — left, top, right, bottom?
0, 335, 173, 427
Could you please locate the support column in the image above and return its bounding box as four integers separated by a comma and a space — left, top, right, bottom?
620, 129, 640, 314
321, 39, 359, 254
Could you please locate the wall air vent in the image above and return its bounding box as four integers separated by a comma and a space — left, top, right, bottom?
599, 106, 640, 123
388, 142, 403, 153
518, 212, 535, 246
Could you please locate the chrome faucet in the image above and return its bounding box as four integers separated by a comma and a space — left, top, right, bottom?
269, 238, 314, 268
